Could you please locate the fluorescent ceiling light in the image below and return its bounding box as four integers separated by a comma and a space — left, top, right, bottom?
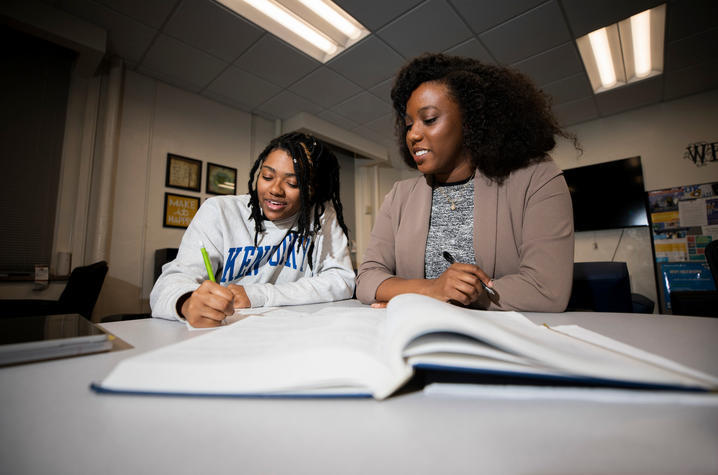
630, 10, 652, 78
216, 0, 369, 63
576, 4, 665, 94
588, 28, 616, 88
298, 0, 361, 39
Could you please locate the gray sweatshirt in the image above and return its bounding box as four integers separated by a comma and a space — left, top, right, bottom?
150, 194, 355, 320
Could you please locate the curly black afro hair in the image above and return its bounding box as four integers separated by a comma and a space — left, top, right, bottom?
391, 53, 574, 183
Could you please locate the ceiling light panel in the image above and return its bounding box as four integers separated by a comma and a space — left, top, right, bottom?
216, 0, 369, 63
576, 4, 665, 94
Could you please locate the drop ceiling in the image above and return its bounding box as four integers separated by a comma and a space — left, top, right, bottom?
23, 0, 718, 149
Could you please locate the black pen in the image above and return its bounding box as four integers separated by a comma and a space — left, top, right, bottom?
442, 251, 498, 299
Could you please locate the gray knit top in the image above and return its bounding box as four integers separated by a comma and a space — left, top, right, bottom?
424, 176, 476, 279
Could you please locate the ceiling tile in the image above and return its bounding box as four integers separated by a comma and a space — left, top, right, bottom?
318, 110, 360, 131
561, 0, 663, 38
327, 36, 405, 89
363, 113, 395, 136
331, 91, 392, 124
234, 35, 319, 88
335, 0, 424, 31
163, 0, 263, 62
369, 78, 394, 103
376, 0, 473, 58
138, 34, 227, 92
352, 125, 395, 148
205, 66, 281, 110
479, 1, 571, 64
92, 0, 178, 29
666, 0, 718, 42
289, 67, 363, 109
58, 0, 156, 63
552, 97, 599, 126
511, 42, 583, 86
664, 60, 718, 101
665, 28, 718, 72
449, 0, 544, 34
595, 77, 663, 116
255, 90, 325, 120
542, 73, 593, 105
444, 37, 495, 63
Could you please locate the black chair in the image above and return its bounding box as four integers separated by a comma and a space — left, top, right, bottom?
101, 249, 178, 322
567, 262, 653, 313
0, 261, 108, 320
670, 240, 718, 318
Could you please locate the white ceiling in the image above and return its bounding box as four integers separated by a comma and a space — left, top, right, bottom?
31, 0, 718, 149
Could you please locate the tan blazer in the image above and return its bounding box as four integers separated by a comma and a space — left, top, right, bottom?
356, 159, 574, 312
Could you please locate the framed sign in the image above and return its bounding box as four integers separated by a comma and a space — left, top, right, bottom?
163, 192, 199, 229
166, 153, 201, 192
206, 162, 237, 195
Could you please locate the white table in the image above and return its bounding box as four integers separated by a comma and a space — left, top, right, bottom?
2, 301, 717, 475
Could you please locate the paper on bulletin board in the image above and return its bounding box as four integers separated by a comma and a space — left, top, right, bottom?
702, 225, 718, 238
687, 235, 713, 261
678, 199, 708, 227
654, 238, 688, 262
707, 197, 718, 224
651, 210, 680, 230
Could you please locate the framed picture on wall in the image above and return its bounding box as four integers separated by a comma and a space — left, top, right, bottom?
166, 153, 201, 192
206, 162, 237, 195
163, 192, 200, 229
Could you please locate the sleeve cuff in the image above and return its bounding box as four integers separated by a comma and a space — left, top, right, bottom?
242, 284, 268, 307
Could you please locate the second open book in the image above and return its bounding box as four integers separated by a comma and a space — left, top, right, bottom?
94, 294, 718, 400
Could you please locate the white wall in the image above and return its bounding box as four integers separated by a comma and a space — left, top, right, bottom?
552, 89, 718, 311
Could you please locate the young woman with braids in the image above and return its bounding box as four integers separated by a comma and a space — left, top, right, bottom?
356, 53, 575, 311
151, 132, 354, 327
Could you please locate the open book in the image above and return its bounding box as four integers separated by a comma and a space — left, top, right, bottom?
93, 294, 718, 400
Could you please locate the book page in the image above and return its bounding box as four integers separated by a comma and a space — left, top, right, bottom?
100, 308, 407, 397
386, 294, 717, 389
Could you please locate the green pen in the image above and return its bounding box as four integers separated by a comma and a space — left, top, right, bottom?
200, 241, 216, 282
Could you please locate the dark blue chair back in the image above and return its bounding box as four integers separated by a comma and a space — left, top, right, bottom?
567, 262, 633, 312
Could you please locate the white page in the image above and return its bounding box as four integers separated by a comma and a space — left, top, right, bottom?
550, 325, 718, 386
100, 308, 407, 398
385, 294, 717, 389
679, 198, 708, 227
423, 384, 718, 405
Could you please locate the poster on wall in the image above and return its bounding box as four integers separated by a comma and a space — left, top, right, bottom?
647, 181, 718, 312
163, 192, 199, 229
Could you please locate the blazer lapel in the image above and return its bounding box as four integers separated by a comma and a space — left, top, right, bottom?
474, 173, 498, 276
397, 175, 432, 279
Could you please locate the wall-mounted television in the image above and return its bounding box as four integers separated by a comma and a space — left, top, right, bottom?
562, 156, 649, 232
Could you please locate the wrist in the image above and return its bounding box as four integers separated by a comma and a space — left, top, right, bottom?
176, 292, 192, 319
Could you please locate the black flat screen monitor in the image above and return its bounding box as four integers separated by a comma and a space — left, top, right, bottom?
563, 156, 648, 232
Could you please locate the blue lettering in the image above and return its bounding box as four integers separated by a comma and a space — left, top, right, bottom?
220, 247, 242, 283
251, 246, 272, 275
236, 247, 256, 278
268, 245, 281, 266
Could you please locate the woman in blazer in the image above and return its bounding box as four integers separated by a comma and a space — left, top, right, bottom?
356, 53, 576, 312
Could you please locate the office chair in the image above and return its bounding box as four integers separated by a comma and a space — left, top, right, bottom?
0, 261, 108, 320
670, 240, 718, 318
100, 249, 178, 322
567, 262, 648, 313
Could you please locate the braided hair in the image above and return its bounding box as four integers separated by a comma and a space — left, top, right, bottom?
247, 131, 349, 270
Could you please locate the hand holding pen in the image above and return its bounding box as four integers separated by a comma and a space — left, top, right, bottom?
180, 242, 250, 327
435, 251, 498, 306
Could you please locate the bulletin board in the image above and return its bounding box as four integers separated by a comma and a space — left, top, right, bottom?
647, 182, 718, 312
